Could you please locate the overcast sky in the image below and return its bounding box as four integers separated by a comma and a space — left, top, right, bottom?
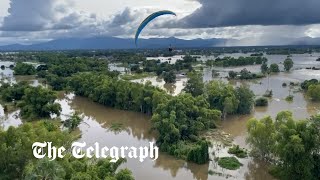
0, 0, 320, 46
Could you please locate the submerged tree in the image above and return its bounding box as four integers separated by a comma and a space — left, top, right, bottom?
261, 62, 269, 74
283, 57, 294, 72
236, 85, 255, 114
247, 111, 320, 180
269, 63, 280, 73
205, 81, 239, 118
307, 84, 320, 101
228, 71, 237, 79
13, 62, 36, 75
18, 86, 61, 120
63, 112, 82, 131
163, 71, 176, 83
184, 71, 204, 96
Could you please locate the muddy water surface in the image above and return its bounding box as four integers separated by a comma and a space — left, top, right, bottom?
56, 94, 276, 180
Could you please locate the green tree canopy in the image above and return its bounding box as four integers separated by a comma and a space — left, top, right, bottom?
247, 111, 320, 180
236, 85, 255, 114
0, 122, 72, 179
163, 71, 176, 84
18, 86, 61, 120
0, 122, 134, 180
283, 57, 294, 71
69, 73, 219, 164
261, 62, 269, 74
269, 63, 280, 73
184, 71, 204, 96
13, 62, 36, 75
307, 84, 320, 101
205, 81, 240, 118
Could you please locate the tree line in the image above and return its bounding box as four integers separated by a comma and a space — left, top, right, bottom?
206, 56, 268, 67
68, 72, 222, 164
67, 71, 257, 164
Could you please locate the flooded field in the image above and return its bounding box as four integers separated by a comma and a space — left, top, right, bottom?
56, 94, 274, 180
131, 76, 188, 96
1, 53, 320, 179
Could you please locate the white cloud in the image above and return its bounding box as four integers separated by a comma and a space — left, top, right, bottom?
0, 0, 9, 18
73, 0, 200, 18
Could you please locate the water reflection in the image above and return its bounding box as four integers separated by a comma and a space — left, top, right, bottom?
131, 76, 188, 96
0, 106, 22, 130
56, 94, 234, 180
244, 159, 275, 180
0, 61, 42, 86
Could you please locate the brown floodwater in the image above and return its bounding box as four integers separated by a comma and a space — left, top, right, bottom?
131, 76, 188, 96
0, 61, 42, 130
1, 54, 320, 180
58, 94, 274, 180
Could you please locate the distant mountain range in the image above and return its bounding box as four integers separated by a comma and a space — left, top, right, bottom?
1, 36, 320, 51
0, 37, 228, 51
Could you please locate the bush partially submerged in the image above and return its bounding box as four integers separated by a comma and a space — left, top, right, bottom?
285, 95, 294, 102
228, 145, 247, 158
63, 113, 82, 131
263, 90, 273, 98
218, 157, 242, 170
255, 97, 269, 106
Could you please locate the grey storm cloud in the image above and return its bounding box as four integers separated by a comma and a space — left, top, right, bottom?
0, 0, 91, 31
1, 0, 58, 31
177, 0, 320, 28
0, 0, 139, 36
110, 8, 135, 26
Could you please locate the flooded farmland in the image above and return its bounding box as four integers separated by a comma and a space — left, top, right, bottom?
1, 53, 320, 180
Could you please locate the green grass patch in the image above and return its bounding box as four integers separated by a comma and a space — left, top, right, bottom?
218, 157, 242, 170
228, 145, 247, 158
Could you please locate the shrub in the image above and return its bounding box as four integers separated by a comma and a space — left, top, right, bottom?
301, 79, 319, 90
255, 97, 269, 106
218, 157, 242, 170
284, 58, 294, 71
270, 63, 280, 73
307, 84, 320, 101
285, 95, 294, 102
228, 145, 247, 158
228, 71, 237, 79
263, 90, 273, 98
